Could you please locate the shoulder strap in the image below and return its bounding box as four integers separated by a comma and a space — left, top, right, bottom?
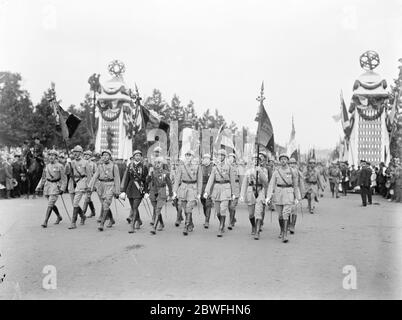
276, 168, 292, 187
183, 164, 194, 180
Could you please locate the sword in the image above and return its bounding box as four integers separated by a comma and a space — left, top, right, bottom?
117, 198, 125, 207
141, 199, 152, 219
60, 194, 71, 222
114, 197, 119, 218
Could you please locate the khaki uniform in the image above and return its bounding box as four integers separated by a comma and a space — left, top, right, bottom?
37, 162, 67, 206
148, 167, 173, 226
328, 166, 342, 197
304, 166, 322, 212
201, 163, 213, 225
67, 158, 93, 207
267, 166, 301, 220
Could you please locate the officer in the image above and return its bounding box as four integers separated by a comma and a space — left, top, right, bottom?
266, 153, 301, 243
67, 145, 93, 229
146, 157, 173, 234
65, 150, 76, 204
239, 154, 268, 240
227, 153, 241, 230
173, 150, 202, 236
204, 149, 237, 237
288, 157, 304, 234
304, 158, 322, 214
121, 150, 148, 233
170, 159, 184, 227
35, 150, 67, 228
200, 153, 213, 229
89, 150, 121, 231
82, 150, 97, 218
328, 160, 342, 198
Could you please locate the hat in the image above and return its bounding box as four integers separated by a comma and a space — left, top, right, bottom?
202, 153, 211, 159
72, 145, 83, 153
48, 149, 58, 156
83, 150, 92, 156
184, 150, 194, 156
217, 149, 227, 157
279, 153, 289, 160
101, 149, 112, 156
153, 146, 162, 153
289, 157, 297, 163
132, 150, 142, 157
309, 158, 316, 163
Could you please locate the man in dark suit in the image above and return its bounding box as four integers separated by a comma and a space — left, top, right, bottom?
358, 160, 372, 206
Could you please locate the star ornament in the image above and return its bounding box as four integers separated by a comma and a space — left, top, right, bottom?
359, 51, 380, 71
108, 60, 126, 77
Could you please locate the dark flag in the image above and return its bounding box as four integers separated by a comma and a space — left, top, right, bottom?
140, 105, 169, 133
255, 103, 274, 153
290, 149, 298, 161
56, 104, 81, 140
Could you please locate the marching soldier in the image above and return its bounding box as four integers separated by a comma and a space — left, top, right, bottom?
65, 150, 76, 204
204, 149, 237, 237
239, 154, 268, 240
146, 157, 173, 234
200, 153, 213, 229
121, 150, 148, 233
304, 158, 322, 214
66, 145, 93, 229
340, 161, 350, 196
288, 157, 304, 234
227, 153, 241, 230
173, 150, 202, 236
266, 154, 301, 243
82, 150, 97, 218
328, 161, 342, 198
35, 150, 67, 228
89, 150, 121, 231
170, 159, 184, 227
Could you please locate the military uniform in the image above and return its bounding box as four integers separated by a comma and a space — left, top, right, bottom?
328, 163, 342, 198
35, 150, 67, 228
173, 151, 202, 235
89, 150, 121, 231
170, 161, 184, 226
288, 158, 304, 234
228, 153, 241, 230
147, 158, 173, 234
240, 162, 268, 239
304, 160, 322, 214
121, 150, 148, 233
266, 154, 301, 243
340, 163, 350, 196
82, 151, 97, 218
200, 155, 213, 229
204, 149, 237, 237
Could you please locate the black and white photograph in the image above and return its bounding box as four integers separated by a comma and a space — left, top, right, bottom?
0, 0, 402, 303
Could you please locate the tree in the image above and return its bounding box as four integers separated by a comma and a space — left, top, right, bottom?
80, 93, 98, 149
0, 72, 34, 146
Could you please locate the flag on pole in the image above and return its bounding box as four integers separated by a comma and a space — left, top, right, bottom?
340, 91, 351, 136
287, 116, 297, 158
55, 104, 81, 140
255, 103, 274, 153
140, 105, 169, 133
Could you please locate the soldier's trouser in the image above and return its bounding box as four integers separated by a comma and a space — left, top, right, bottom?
73, 191, 86, 208
360, 186, 372, 205
306, 192, 314, 211
342, 182, 349, 196
330, 182, 338, 196
228, 198, 238, 224
129, 198, 142, 221
214, 200, 229, 217
275, 204, 292, 220
151, 199, 165, 225
201, 197, 213, 221
82, 192, 95, 214
181, 200, 196, 227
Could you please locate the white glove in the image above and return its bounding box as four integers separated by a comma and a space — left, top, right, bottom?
197, 194, 201, 200
239, 196, 244, 202
172, 192, 177, 199
265, 198, 271, 205
119, 192, 127, 200
231, 194, 236, 201
67, 158, 72, 163
144, 193, 149, 199
203, 192, 208, 199
294, 198, 299, 205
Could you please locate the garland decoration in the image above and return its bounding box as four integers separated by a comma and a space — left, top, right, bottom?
356, 104, 385, 121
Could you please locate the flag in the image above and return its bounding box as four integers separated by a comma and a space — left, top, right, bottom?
340, 91, 350, 136
287, 116, 297, 158
56, 104, 81, 140
140, 105, 169, 133
255, 103, 274, 153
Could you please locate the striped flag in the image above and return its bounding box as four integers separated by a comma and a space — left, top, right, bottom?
255, 103, 275, 153
340, 91, 350, 136
287, 116, 297, 158
140, 105, 169, 133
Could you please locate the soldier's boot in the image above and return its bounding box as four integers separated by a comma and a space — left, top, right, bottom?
249, 217, 256, 235
289, 215, 297, 234
228, 209, 234, 230
127, 208, 133, 224
254, 219, 262, 240
282, 219, 289, 243
188, 213, 194, 232
106, 210, 115, 228
157, 214, 164, 231
68, 207, 79, 229
78, 207, 86, 225
150, 216, 158, 235
175, 209, 182, 227
128, 218, 135, 234
98, 210, 108, 231
183, 213, 190, 236
82, 200, 89, 215
204, 208, 211, 229
41, 206, 53, 228
150, 211, 156, 226
278, 218, 284, 238
134, 211, 142, 229
88, 201, 96, 218
53, 205, 62, 224
217, 216, 226, 237
260, 210, 265, 232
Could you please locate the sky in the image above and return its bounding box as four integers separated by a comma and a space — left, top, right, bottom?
1, 0, 401, 152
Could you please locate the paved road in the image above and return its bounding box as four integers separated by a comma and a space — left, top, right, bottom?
0, 191, 401, 299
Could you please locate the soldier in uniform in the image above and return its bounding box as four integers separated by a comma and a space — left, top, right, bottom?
146, 157, 173, 234
66, 145, 93, 229
32, 136, 45, 167
266, 154, 301, 243
35, 150, 67, 228
304, 159, 323, 214
170, 159, 184, 227
82, 150, 97, 218
121, 150, 148, 233
340, 161, 350, 196
328, 161, 342, 198
65, 150, 76, 204
173, 150, 202, 236
288, 157, 304, 234
240, 154, 268, 240
89, 150, 121, 231
204, 149, 237, 237
227, 153, 241, 230
200, 153, 213, 229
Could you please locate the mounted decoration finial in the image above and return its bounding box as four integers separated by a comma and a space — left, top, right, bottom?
256, 81, 265, 104
107, 60, 126, 77
359, 51, 380, 71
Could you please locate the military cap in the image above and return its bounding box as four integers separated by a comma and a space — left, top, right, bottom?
184, 150, 194, 156
289, 157, 297, 163
279, 153, 289, 160
217, 149, 227, 157
101, 149, 112, 156
48, 149, 58, 156
203, 153, 211, 159
309, 158, 316, 163
133, 150, 142, 157
83, 150, 92, 156
72, 145, 83, 153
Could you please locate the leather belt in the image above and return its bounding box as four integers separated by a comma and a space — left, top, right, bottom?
307, 181, 317, 184
277, 184, 293, 188
47, 178, 60, 182
235, 179, 240, 183
182, 180, 197, 184
216, 180, 230, 184
249, 183, 262, 187
99, 179, 113, 182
